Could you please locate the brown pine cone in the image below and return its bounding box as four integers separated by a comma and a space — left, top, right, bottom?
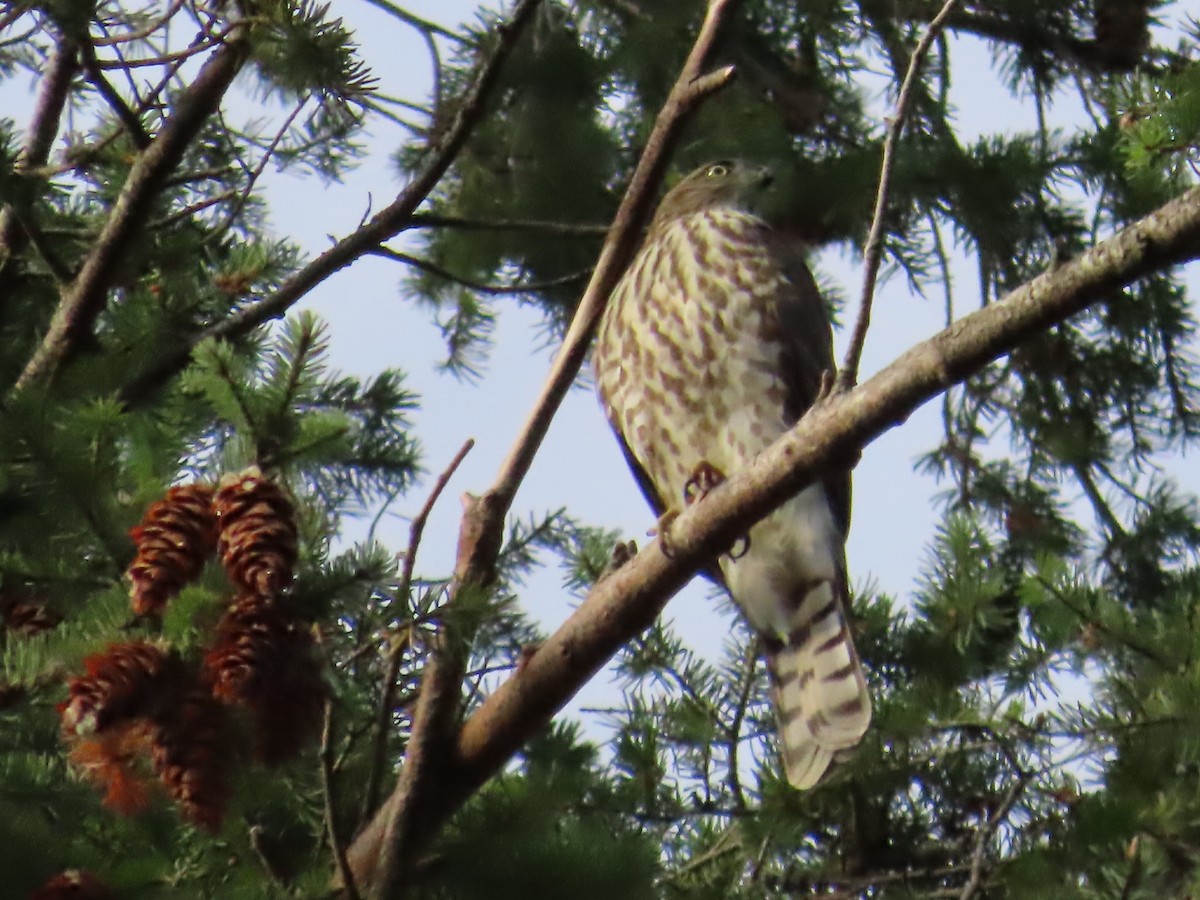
127, 483, 218, 616
3, 600, 62, 635
60, 641, 178, 737
214, 468, 298, 597
204, 594, 325, 763
30, 870, 116, 900
66, 718, 157, 816
149, 684, 232, 831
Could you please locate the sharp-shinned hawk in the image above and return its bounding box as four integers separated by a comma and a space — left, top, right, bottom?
592, 160, 870, 788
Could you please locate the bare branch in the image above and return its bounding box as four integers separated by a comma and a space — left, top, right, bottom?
360, 0, 474, 46
118, 0, 544, 408
78, 38, 152, 149
321, 699, 360, 900
371, 246, 589, 296
405, 212, 608, 235
91, 0, 187, 46
363, 439, 474, 816
14, 28, 252, 391
839, 0, 962, 392
346, 181, 1200, 887
958, 776, 1026, 900
346, 1, 744, 892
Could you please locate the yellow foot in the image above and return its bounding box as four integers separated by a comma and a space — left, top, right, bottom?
684, 460, 726, 504
648, 509, 681, 558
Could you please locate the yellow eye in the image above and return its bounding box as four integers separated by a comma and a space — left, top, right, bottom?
705, 162, 730, 178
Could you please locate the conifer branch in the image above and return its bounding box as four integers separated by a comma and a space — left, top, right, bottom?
118, 0, 544, 409
321, 699, 360, 900
346, 181, 1200, 888
840, 0, 962, 392
14, 27, 253, 391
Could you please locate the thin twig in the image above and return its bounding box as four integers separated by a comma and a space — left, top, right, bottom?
362, 438, 474, 818
15, 26, 252, 391
360, 0, 473, 45
838, 0, 962, 392
958, 776, 1025, 900
91, 0, 187, 45
372, 246, 589, 296
321, 698, 360, 900
405, 212, 608, 235
213, 95, 310, 240
78, 38, 152, 148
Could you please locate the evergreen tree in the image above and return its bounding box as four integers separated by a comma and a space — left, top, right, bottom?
0, 1, 1198, 898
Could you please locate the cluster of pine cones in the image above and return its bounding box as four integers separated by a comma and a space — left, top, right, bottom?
58, 468, 325, 830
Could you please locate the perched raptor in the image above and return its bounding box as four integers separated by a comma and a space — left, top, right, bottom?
592, 160, 870, 788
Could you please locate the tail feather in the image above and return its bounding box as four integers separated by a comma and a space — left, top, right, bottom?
766, 578, 870, 789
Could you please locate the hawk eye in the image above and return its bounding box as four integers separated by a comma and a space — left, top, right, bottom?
705, 162, 731, 178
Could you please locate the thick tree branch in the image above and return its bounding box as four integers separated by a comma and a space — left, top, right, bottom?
346, 181, 1200, 889
14, 29, 252, 391
840, 0, 961, 391
118, 0, 544, 408
347, 2, 744, 894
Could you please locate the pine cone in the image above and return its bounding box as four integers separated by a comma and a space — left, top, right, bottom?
60, 642, 178, 737
204, 594, 325, 763
3, 600, 62, 635
127, 483, 217, 616
66, 718, 157, 816
214, 468, 298, 597
30, 870, 116, 900
149, 684, 232, 831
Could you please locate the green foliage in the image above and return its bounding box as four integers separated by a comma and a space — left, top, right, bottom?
0, 0, 1198, 898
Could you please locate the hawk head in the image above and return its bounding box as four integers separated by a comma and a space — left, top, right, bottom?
650, 160, 774, 230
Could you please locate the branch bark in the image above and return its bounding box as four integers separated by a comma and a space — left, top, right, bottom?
346, 180, 1200, 890
14, 28, 252, 391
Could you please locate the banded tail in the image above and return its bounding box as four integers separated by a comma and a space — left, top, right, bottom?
766, 577, 871, 789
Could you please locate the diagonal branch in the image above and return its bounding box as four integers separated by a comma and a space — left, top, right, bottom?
345, 1, 746, 892
14, 28, 252, 391
839, 0, 962, 391
345, 180, 1200, 889
117, 0, 544, 409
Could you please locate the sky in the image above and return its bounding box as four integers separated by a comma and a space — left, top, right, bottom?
3, 1, 1198, 715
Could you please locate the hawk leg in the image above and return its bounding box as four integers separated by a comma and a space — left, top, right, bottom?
652, 462, 750, 559
683, 461, 726, 505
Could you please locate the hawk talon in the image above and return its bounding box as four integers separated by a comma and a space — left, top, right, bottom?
649, 509, 681, 558
683, 461, 726, 505
727, 535, 751, 560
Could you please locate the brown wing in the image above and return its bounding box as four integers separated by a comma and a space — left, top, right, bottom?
766, 228, 852, 538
